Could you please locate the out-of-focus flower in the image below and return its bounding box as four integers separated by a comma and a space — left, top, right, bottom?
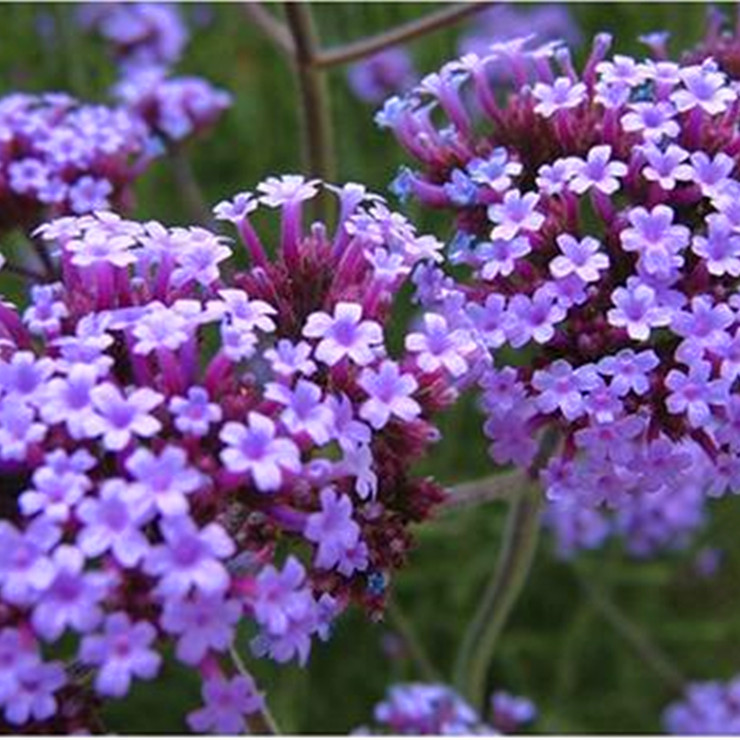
663, 675, 740, 734
348, 48, 416, 104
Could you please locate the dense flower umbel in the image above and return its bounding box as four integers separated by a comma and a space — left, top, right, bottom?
114, 68, 232, 144
78, 2, 189, 75
0, 93, 153, 232
663, 674, 740, 734
380, 35, 740, 516
0, 177, 455, 732
360, 683, 498, 735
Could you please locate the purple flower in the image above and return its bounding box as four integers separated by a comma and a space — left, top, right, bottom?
168, 386, 223, 437
550, 234, 609, 283
532, 77, 587, 117
303, 302, 384, 367
265, 380, 335, 445
171, 229, 232, 287
358, 360, 421, 430
672, 63, 736, 115
212, 289, 277, 333
488, 190, 544, 240
126, 445, 202, 518
597, 349, 659, 396
264, 339, 317, 378
304, 487, 362, 570
477, 236, 531, 280
620, 101, 680, 140
0, 518, 59, 606
79, 613, 161, 697
89, 383, 163, 451
258, 175, 319, 207
640, 143, 693, 190
187, 674, 263, 735
31, 545, 109, 641
76, 479, 150, 567
348, 47, 415, 104
3, 660, 66, 726
665, 361, 729, 428
532, 360, 599, 421
505, 287, 567, 347
692, 214, 740, 277
250, 556, 310, 636
490, 690, 537, 733
568, 145, 627, 196
607, 281, 672, 340
0, 400, 46, 461
219, 412, 302, 492
663, 675, 740, 734
161, 591, 242, 665
144, 516, 234, 598
405, 313, 476, 377
690, 151, 735, 199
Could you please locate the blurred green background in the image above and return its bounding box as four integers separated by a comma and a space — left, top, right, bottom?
2, 2, 739, 734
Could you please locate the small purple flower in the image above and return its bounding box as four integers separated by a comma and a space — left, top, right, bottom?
692, 214, 740, 277
265, 380, 335, 445
76, 479, 151, 567
144, 516, 234, 598
187, 674, 263, 735
3, 660, 66, 726
477, 236, 531, 279
42, 364, 103, 438
672, 63, 736, 115
303, 302, 384, 367
549, 234, 609, 283
690, 151, 735, 199
532, 77, 587, 118
665, 361, 729, 428
490, 690, 537, 733
219, 412, 302, 492
347, 47, 415, 104
251, 556, 309, 635
31, 545, 109, 641
607, 281, 672, 341
79, 613, 161, 698
597, 349, 659, 396
126, 445, 203, 518
620, 101, 680, 141
161, 591, 242, 665
304, 487, 362, 570
89, 383, 164, 451
168, 386, 223, 437
488, 190, 544, 240
257, 175, 319, 207
358, 360, 421, 430
505, 288, 567, 347
568, 145, 627, 196
405, 313, 476, 377
640, 143, 693, 190
264, 339, 317, 378
532, 360, 599, 421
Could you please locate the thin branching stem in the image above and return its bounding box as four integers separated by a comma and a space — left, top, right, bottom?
312, 3, 491, 69
168, 145, 214, 228
242, 3, 295, 57
387, 599, 442, 683
452, 428, 559, 709
574, 570, 686, 693
284, 2, 335, 220
441, 470, 522, 512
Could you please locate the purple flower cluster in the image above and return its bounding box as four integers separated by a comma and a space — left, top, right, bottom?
360, 684, 537, 735
113, 68, 231, 144
80, 2, 231, 146
78, 2, 188, 75
348, 48, 416, 105
0, 176, 455, 732
663, 674, 740, 734
0, 93, 153, 232
361, 683, 497, 735
380, 35, 740, 519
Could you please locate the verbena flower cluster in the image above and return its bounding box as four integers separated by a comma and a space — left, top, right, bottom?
663, 674, 740, 733
80, 1, 231, 146
78, 2, 189, 75
0, 176, 456, 732
0, 93, 153, 230
357, 683, 536, 735
348, 48, 416, 105
378, 34, 740, 529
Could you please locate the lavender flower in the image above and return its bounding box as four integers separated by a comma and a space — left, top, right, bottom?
187, 674, 263, 734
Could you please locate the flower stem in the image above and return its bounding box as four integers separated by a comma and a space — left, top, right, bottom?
452, 429, 558, 709
574, 569, 686, 693
312, 3, 490, 69
242, 3, 295, 57
229, 646, 282, 735
284, 2, 335, 222
440, 469, 523, 513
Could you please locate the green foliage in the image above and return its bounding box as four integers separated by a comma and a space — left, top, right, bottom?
1, 2, 738, 734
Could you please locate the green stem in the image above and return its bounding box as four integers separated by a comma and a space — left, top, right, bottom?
575, 571, 686, 693
441, 470, 522, 513
452, 429, 558, 709
168, 146, 213, 227
283, 2, 335, 220
229, 646, 282, 735
387, 599, 441, 683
